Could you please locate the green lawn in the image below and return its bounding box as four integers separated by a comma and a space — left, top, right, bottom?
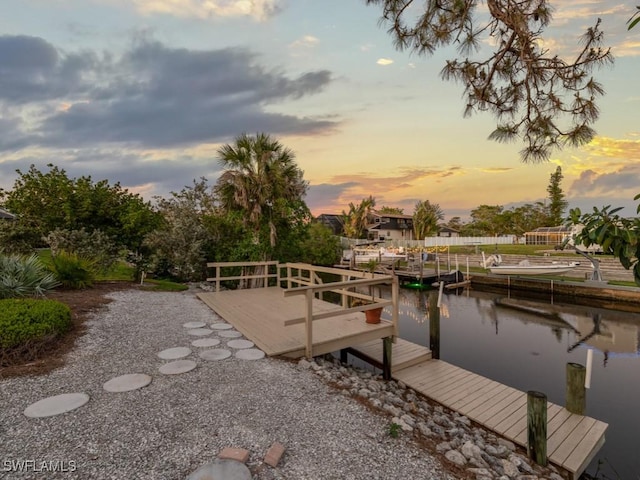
37, 250, 188, 291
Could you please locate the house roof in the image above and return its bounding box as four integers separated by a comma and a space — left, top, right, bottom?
371, 211, 413, 220
0, 208, 16, 220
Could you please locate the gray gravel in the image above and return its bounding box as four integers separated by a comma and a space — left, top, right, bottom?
0, 289, 455, 480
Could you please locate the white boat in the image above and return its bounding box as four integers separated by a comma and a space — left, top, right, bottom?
482, 253, 579, 275
346, 247, 408, 264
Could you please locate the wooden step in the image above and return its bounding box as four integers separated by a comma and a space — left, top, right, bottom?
349, 338, 432, 373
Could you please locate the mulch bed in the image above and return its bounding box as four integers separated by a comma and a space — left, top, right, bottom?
0, 282, 136, 379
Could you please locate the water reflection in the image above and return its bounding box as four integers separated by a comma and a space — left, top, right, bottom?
384, 286, 640, 478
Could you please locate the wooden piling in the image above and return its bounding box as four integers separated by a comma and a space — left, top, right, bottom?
340, 348, 348, 364
566, 362, 586, 415
527, 390, 548, 466
428, 291, 440, 359
382, 337, 392, 380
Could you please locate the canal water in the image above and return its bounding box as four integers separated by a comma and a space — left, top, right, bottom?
381, 286, 640, 478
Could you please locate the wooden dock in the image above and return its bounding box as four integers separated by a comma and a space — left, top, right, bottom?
198, 287, 395, 358
199, 261, 606, 480
348, 343, 607, 480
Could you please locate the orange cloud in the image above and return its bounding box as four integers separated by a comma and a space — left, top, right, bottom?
614, 40, 640, 58
583, 136, 640, 159
477, 167, 514, 173
328, 166, 464, 190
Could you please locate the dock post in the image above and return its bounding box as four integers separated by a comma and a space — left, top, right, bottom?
305, 289, 313, 359
527, 390, 548, 466
340, 349, 348, 364
428, 291, 440, 359
391, 275, 400, 338
382, 337, 392, 380
566, 363, 586, 415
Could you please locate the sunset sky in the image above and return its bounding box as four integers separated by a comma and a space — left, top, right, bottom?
0, 0, 638, 221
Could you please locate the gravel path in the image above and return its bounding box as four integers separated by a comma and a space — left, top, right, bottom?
1, 289, 455, 480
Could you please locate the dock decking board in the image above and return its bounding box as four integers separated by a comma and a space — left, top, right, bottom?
198, 286, 606, 480
347, 338, 431, 373
394, 359, 607, 479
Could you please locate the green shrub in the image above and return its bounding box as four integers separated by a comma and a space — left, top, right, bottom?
0, 299, 72, 350
0, 253, 60, 299
45, 228, 120, 272
49, 251, 96, 289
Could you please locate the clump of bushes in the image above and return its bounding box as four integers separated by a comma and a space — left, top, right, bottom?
0, 252, 60, 299
48, 251, 96, 289
0, 298, 72, 366
45, 228, 120, 273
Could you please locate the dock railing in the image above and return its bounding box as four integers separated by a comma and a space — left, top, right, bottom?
282, 263, 399, 358
206, 261, 279, 291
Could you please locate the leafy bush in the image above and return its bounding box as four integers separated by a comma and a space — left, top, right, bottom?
0, 298, 72, 366
0, 253, 60, 299
0, 298, 72, 348
299, 222, 341, 266
45, 228, 120, 272
49, 251, 96, 289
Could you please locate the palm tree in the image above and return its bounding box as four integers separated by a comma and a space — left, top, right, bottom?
413, 200, 444, 239
342, 196, 376, 239
215, 133, 308, 253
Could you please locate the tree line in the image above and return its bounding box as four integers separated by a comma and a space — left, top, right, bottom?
2, 134, 639, 285
0, 133, 341, 282
341, 166, 568, 239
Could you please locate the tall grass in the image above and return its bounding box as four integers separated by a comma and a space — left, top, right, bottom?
49, 251, 96, 289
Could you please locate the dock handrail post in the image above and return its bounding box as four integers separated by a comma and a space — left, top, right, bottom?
305, 288, 313, 359
428, 290, 440, 359
566, 363, 586, 415
216, 265, 221, 292
287, 265, 292, 289
276, 263, 281, 288
341, 275, 347, 308
263, 261, 268, 288
391, 275, 399, 338
527, 390, 548, 466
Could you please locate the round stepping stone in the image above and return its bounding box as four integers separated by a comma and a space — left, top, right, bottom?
187, 459, 251, 480
211, 322, 233, 330
218, 330, 243, 339
157, 347, 192, 360
103, 373, 152, 393
159, 360, 197, 375
186, 328, 214, 337
199, 349, 232, 361
227, 339, 254, 349
191, 338, 220, 348
183, 321, 206, 329
235, 348, 265, 361
24, 393, 90, 418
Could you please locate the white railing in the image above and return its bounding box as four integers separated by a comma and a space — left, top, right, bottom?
423, 236, 516, 247
339, 236, 517, 249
